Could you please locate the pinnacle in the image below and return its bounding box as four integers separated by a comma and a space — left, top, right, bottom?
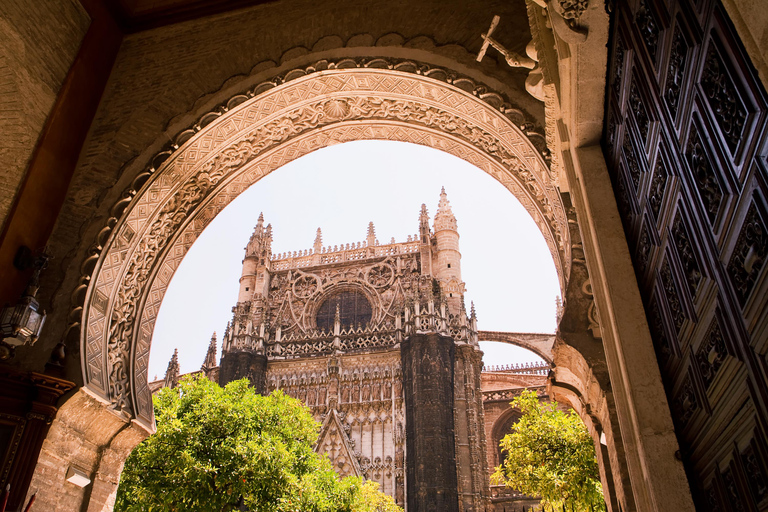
366, 221, 376, 246
434, 187, 457, 230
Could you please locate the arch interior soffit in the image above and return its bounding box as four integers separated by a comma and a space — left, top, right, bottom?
79, 65, 570, 426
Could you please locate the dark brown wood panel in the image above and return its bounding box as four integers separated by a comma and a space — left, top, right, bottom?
603, 0, 768, 509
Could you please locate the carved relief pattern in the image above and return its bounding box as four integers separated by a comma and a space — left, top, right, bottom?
82, 67, 564, 420
695, 317, 727, 391
629, 79, 650, 142
664, 25, 688, 119
706, 485, 723, 512
648, 156, 668, 221
671, 211, 702, 298
367, 264, 394, 288
686, 124, 723, 224
623, 130, 643, 191
636, 0, 660, 63
673, 373, 699, 427
727, 202, 767, 307
266, 352, 405, 504
742, 442, 768, 503
618, 171, 635, 229
637, 222, 653, 275
648, 294, 672, 365
722, 467, 747, 512
612, 35, 626, 97
660, 257, 686, 333
701, 43, 747, 154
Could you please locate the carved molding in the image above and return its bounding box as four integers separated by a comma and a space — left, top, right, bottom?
77, 62, 569, 425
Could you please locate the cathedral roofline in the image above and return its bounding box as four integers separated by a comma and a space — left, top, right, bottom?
269, 234, 422, 271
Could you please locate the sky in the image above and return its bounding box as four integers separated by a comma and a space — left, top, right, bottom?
148, 140, 560, 380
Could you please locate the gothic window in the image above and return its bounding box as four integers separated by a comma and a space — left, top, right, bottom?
316, 290, 372, 330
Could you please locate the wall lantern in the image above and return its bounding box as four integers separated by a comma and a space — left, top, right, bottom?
0, 249, 48, 360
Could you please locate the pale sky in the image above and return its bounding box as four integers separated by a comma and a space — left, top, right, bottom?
149, 140, 560, 380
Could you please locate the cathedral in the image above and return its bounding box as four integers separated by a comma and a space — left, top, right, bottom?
1, 0, 767, 510
151, 189, 553, 511
161, 190, 496, 510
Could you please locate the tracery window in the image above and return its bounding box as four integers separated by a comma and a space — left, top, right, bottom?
316, 290, 372, 330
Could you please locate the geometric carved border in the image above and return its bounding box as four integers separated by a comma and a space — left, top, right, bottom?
79, 65, 569, 427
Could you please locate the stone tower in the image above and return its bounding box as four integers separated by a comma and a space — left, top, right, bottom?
218, 190, 488, 511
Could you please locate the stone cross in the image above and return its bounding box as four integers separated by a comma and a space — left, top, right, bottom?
476, 15, 536, 69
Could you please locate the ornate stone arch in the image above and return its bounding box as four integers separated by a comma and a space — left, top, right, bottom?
77, 61, 571, 428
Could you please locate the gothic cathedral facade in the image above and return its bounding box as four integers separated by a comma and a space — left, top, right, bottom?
217, 189, 488, 511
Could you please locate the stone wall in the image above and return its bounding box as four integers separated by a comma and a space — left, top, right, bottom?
402, 332, 458, 511
0, 0, 89, 229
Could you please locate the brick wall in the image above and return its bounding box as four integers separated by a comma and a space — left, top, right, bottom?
0, 0, 89, 229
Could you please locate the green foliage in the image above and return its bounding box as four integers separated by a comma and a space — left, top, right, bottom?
491, 390, 606, 512
350, 481, 402, 512
115, 375, 401, 512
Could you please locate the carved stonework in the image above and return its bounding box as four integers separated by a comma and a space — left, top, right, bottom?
267, 352, 406, 504
581, 279, 601, 339
78, 65, 566, 425
727, 201, 767, 307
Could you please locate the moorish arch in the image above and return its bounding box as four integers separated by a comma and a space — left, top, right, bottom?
78, 63, 571, 428
13, 0, 700, 509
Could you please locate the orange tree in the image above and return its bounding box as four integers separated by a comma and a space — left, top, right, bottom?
491, 390, 606, 512
115, 375, 400, 512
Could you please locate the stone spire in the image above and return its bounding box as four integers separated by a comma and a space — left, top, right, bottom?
433, 187, 457, 232
245, 212, 272, 258
202, 332, 217, 371
314, 228, 323, 253
164, 349, 180, 388
366, 221, 377, 247
419, 204, 430, 243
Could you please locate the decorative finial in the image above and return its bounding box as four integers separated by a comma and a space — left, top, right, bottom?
314, 228, 323, 253
434, 187, 457, 231
367, 222, 376, 247
164, 348, 180, 388
202, 332, 217, 371
418, 204, 430, 242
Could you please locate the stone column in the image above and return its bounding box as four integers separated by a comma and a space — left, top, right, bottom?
218, 352, 268, 394
454, 344, 488, 512
401, 332, 458, 512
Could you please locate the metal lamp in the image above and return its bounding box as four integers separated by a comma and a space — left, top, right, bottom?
0, 253, 47, 359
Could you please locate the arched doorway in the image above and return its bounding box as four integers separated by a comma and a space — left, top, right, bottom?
76, 63, 569, 427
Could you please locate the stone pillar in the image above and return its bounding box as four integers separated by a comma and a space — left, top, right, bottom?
453, 344, 488, 512
218, 352, 268, 394
401, 332, 458, 512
